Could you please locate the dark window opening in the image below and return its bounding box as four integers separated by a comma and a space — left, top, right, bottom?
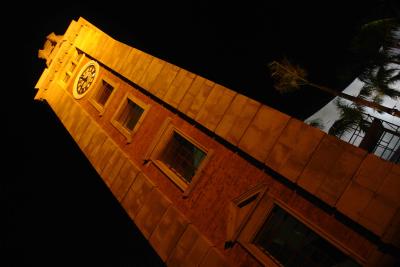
75, 50, 83, 62
95, 80, 114, 106
117, 99, 144, 131
69, 62, 76, 73
63, 73, 70, 83
254, 205, 360, 267
238, 193, 259, 208
160, 132, 206, 183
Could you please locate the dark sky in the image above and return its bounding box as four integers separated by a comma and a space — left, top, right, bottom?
23, 1, 399, 118
3, 1, 398, 266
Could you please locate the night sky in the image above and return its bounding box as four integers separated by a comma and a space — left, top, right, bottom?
3, 1, 398, 266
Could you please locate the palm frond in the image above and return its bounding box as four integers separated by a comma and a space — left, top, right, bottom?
359, 65, 400, 100
328, 118, 358, 137
329, 99, 367, 137
268, 59, 308, 93
307, 118, 324, 130
358, 84, 374, 99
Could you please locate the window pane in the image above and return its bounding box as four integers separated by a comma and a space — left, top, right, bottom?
69, 62, 76, 73
96, 81, 113, 106
254, 206, 360, 267
160, 132, 206, 183
63, 73, 70, 83
75, 50, 83, 62
117, 99, 144, 131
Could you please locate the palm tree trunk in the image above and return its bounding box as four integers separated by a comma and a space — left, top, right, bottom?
272, 61, 400, 117
306, 81, 400, 117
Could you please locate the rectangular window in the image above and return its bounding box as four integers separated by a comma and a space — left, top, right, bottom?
253, 205, 360, 267
160, 132, 206, 183
74, 50, 83, 63
69, 62, 76, 73
89, 77, 117, 115
146, 120, 211, 193
63, 72, 70, 83
111, 93, 149, 143
117, 99, 144, 131
95, 80, 114, 107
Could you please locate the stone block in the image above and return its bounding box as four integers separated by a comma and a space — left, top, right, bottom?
354, 154, 392, 192
377, 164, 400, 206
101, 150, 126, 187
196, 84, 236, 132
382, 208, 400, 248
178, 76, 214, 118
138, 57, 165, 90
135, 188, 172, 239
336, 181, 374, 222
50, 87, 67, 115
188, 80, 215, 119
98, 36, 115, 65
167, 224, 212, 267
73, 113, 91, 144
93, 138, 117, 174
85, 130, 107, 165
238, 105, 290, 162
129, 51, 153, 85
149, 206, 190, 261
74, 25, 89, 50
121, 172, 155, 220
91, 30, 109, 61
68, 107, 85, 138
63, 101, 80, 132
45, 83, 64, 108
119, 48, 140, 79
162, 69, 196, 108
80, 27, 97, 57
58, 94, 74, 122
214, 94, 261, 146
77, 121, 98, 152
315, 143, 366, 206
298, 135, 366, 204
359, 195, 398, 236
110, 161, 140, 202
265, 118, 325, 182
149, 62, 179, 98
199, 247, 228, 267
110, 41, 132, 73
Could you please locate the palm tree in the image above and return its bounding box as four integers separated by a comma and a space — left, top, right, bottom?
268, 18, 400, 138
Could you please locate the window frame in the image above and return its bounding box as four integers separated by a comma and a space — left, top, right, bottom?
237, 194, 364, 267
226, 183, 268, 245
89, 75, 118, 116
111, 92, 150, 143
146, 120, 212, 195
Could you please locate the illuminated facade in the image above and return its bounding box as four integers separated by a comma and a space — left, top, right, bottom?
34, 18, 400, 266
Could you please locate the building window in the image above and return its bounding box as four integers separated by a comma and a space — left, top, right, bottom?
89, 76, 117, 115
111, 93, 149, 143
160, 132, 206, 183
69, 62, 77, 73
74, 50, 84, 63
253, 205, 360, 267
237, 195, 362, 267
146, 121, 212, 193
62, 72, 71, 83
118, 99, 144, 130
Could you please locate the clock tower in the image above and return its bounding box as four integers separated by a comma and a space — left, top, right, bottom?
34, 17, 400, 267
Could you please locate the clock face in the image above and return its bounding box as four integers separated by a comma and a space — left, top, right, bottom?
73, 60, 99, 99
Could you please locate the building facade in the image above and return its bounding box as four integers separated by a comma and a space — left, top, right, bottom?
34, 18, 400, 266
